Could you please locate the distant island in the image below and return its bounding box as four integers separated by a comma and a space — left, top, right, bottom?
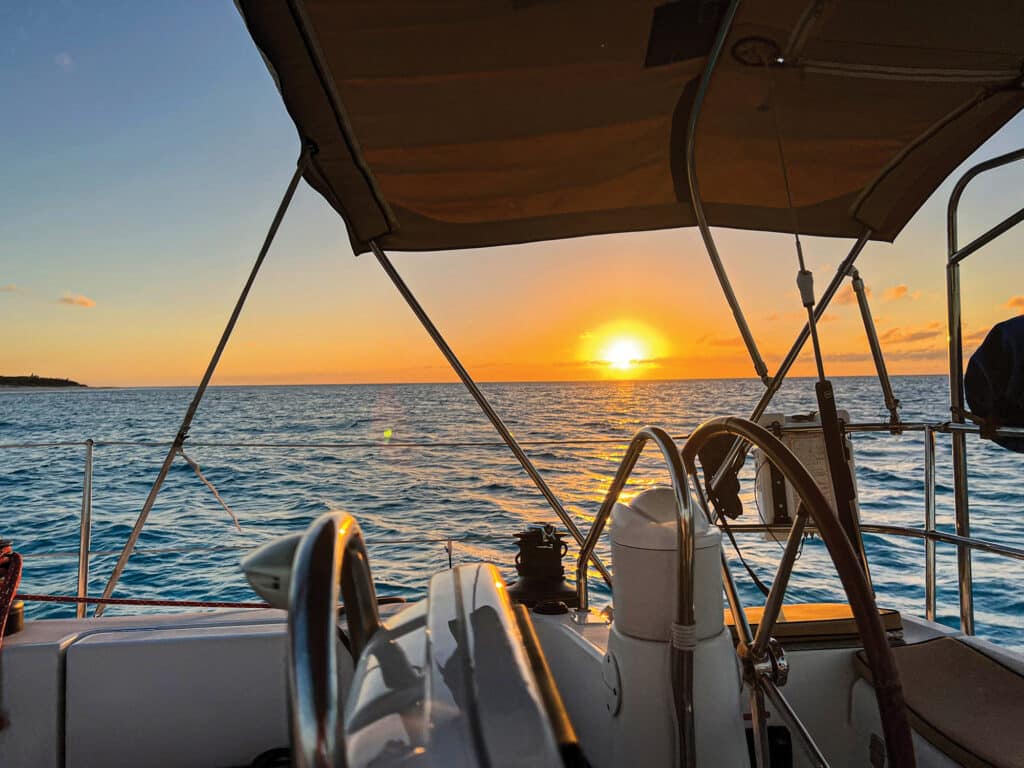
0, 375, 86, 388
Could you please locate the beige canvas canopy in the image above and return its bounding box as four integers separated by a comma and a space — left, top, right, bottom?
237, 1, 1024, 253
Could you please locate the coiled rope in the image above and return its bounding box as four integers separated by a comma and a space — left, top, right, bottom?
0, 540, 24, 731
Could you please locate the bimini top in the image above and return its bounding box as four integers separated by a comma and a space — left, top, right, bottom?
237, 1, 1024, 253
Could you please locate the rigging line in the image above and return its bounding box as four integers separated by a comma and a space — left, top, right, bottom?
764, 59, 806, 270
178, 449, 243, 532
764, 58, 827, 382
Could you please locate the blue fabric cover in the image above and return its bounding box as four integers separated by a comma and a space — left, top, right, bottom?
965, 315, 1024, 452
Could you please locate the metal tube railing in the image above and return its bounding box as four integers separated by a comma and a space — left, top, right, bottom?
850, 267, 900, 427
924, 427, 937, 621
710, 230, 873, 493
946, 146, 1024, 635
370, 241, 612, 589
75, 439, 93, 619
573, 426, 697, 768
684, 0, 769, 386
6, 419, 1024, 628
95, 147, 313, 617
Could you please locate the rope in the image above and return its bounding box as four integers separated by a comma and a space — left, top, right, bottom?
179, 449, 242, 532
0, 541, 24, 732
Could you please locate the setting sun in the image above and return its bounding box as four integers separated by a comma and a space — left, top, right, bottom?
577, 320, 670, 379
601, 338, 646, 369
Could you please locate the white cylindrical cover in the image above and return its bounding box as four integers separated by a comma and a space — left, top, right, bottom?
611, 486, 723, 642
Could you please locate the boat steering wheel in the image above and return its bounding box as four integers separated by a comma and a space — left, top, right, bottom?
681, 417, 915, 768
287, 511, 383, 768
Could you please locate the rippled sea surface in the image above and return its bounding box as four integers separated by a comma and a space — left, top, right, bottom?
2, 376, 1022, 649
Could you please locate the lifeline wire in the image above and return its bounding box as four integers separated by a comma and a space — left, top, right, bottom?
179, 450, 243, 532
764, 59, 827, 382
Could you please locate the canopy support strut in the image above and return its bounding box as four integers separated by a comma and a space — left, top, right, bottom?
849, 267, 901, 429
711, 230, 871, 489
684, 0, 770, 386
95, 146, 312, 615
369, 242, 612, 588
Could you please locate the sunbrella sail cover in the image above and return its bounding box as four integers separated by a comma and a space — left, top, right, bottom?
238, 1, 1024, 253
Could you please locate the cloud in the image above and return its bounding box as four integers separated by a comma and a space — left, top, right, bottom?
54, 52, 74, 72
835, 284, 869, 306
828, 347, 945, 363
878, 322, 941, 345
1005, 295, 1024, 313
1, 284, 20, 293
58, 292, 95, 308
696, 334, 744, 348
963, 328, 988, 347
883, 284, 921, 302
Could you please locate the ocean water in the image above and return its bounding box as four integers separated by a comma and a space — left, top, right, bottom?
2, 376, 1022, 650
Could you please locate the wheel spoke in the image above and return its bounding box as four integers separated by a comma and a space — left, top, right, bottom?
759, 677, 830, 768
752, 509, 808, 657
749, 685, 772, 768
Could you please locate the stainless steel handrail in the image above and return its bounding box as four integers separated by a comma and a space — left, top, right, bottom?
574, 426, 697, 768
289, 511, 382, 768
723, 523, 1024, 564
924, 426, 937, 621
575, 427, 694, 612
946, 146, 1024, 635
76, 439, 93, 619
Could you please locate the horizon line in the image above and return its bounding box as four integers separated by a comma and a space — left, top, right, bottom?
26, 371, 951, 389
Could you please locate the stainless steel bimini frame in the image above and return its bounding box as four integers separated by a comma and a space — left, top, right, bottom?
945, 146, 1024, 635
95, 147, 314, 615
369, 242, 612, 587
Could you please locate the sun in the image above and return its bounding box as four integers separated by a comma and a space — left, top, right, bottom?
577, 320, 669, 379
601, 337, 645, 370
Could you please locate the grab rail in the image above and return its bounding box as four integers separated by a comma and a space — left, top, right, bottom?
289, 511, 381, 768
573, 425, 698, 768
575, 427, 696, 613
946, 146, 1024, 634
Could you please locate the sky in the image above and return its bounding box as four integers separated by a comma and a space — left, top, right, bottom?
2, 2, 1023, 387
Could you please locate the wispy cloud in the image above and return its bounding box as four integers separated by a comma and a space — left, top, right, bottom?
963, 328, 989, 347
696, 334, 744, 348
883, 284, 921, 302
54, 52, 74, 72
58, 292, 95, 308
1005, 295, 1024, 313
835, 284, 869, 306
878, 322, 941, 345
1, 284, 20, 293
829, 347, 945, 363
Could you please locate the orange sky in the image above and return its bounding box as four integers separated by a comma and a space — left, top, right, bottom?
6, 208, 1022, 387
